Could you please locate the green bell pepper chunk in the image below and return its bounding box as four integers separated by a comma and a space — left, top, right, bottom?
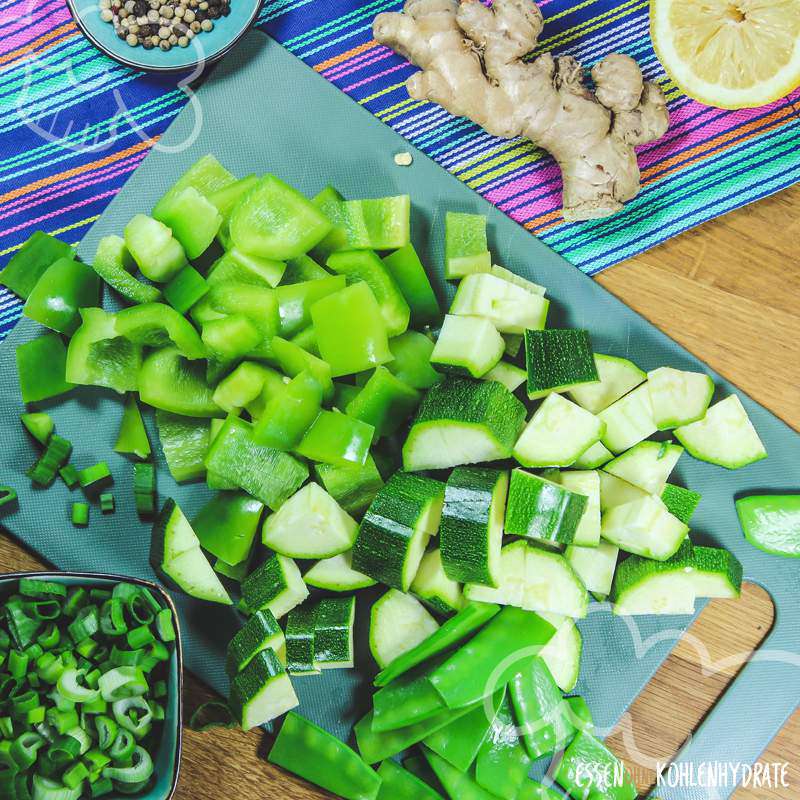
377, 759, 444, 800
153, 186, 222, 259
114, 396, 151, 460
270, 336, 333, 401
207, 174, 259, 219
0, 231, 73, 299
16, 334, 74, 403
314, 454, 383, 516
65, 308, 142, 394
281, 255, 329, 284
423, 747, 497, 800
290, 325, 319, 356
475, 694, 531, 799
445, 211, 491, 278
566, 696, 593, 734
242, 366, 287, 420
295, 410, 374, 467
124, 214, 187, 283
204, 415, 308, 510
214, 556, 251, 582
333, 381, 362, 411
383, 244, 440, 328
372, 657, 448, 733
311, 185, 350, 261
115, 302, 206, 360
22, 256, 100, 335
276, 275, 346, 338
736, 494, 800, 558
90, 235, 161, 305
252, 371, 323, 450
345, 366, 420, 438
554, 731, 636, 800
310, 282, 392, 377
152, 154, 236, 220
343, 195, 411, 251
229, 174, 333, 261
20, 412, 54, 445
206, 418, 237, 491
429, 607, 556, 710
139, 347, 222, 417
509, 657, 575, 759
327, 249, 410, 337
213, 362, 282, 415
155, 410, 210, 482
374, 602, 500, 687
193, 491, 264, 565
423, 689, 503, 772
207, 250, 285, 289
387, 332, 441, 390
162, 265, 209, 314
269, 712, 381, 800
201, 315, 262, 363
0, 486, 18, 509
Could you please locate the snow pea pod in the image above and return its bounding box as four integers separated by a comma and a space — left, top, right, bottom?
736, 494, 800, 558
377, 759, 444, 800
428, 607, 556, 710
268, 712, 380, 800
515, 779, 564, 799
423, 747, 497, 800
374, 602, 500, 688
554, 731, 636, 800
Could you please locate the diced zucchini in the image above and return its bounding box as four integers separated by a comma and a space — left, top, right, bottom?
386, 331, 441, 390
352, 472, 445, 591
304, 551, 377, 592
439, 467, 508, 587
735, 494, 800, 558
522, 546, 588, 618
686, 545, 743, 598
524, 329, 599, 399
505, 469, 588, 547
464, 540, 528, 608
313, 455, 384, 516
598, 383, 657, 453
314, 596, 356, 669
601, 495, 689, 561
572, 440, 614, 469
403, 378, 526, 471
489, 264, 546, 296
481, 360, 527, 392
431, 315, 504, 378
674, 395, 767, 469
553, 470, 601, 547
369, 590, 439, 669
226, 609, 285, 677
647, 366, 715, 429
567, 353, 646, 414
241, 553, 309, 620
565, 541, 619, 596
229, 648, 299, 729
262, 482, 358, 559
537, 612, 582, 693
660, 483, 702, 525
598, 471, 648, 512
611, 540, 696, 615
411, 548, 465, 616
450, 273, 549, 334
286, 603, 320, 675
444, 211, 491, 278
503, 332, 523, 358
513, 394, 604, 468
604, 440, 683, 494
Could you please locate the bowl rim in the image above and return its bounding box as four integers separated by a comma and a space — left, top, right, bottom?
0, 569, 184, 800
63, 0, 265, 74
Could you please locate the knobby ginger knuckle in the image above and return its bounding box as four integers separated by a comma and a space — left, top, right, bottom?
374, 0, 669, 222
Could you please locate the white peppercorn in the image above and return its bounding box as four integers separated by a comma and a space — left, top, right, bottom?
100, 8, 113, 20
125, 32, 138, 45
200, 18, 212, 30
178, 35, 189, 46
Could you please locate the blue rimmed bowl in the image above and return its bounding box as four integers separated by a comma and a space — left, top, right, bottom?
0, 571, 183, 800
65, 0, 263, 73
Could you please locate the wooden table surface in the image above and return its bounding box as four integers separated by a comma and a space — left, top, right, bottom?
2, 185, 799, 799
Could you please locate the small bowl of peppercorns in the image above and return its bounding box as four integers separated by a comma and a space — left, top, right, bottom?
66, 0, 262, 72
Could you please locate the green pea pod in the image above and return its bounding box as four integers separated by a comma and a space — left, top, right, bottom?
736, 494, 800, 558
377, 759, 444, 800
116, 302, 205, 360
423, 747, 497, 800
553, 731, 636, 800
515, 779, 564, 799
268, 712, 381, 800
16, 333, 74, 403
428, 607, 556, 710
566, 696, 593, 734
23, 256, 100, 335
0, 230, 73, 299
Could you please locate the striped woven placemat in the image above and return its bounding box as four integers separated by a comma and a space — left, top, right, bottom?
2, 0, 799, 339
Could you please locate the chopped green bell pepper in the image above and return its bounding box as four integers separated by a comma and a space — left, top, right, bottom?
252, 371, 323, 450
345, 367, 420, 438
387, 332, 441, 390
206, 418, 237, 491
124, 214, 187, 283
162, 266, 209, 314
204, 415, 308, 510
90, 235, 161, 305
20, 412, 54, 445
65, 308, 142, 394
201, 315, 262, 363
295, 410, 374, 467
314, 454, 384, 516
153, 186, 222, 259
276, 275, 346, 338
22, 257, 100, 335
377, 759, 444, 800
16, 334, 74, 403
152, 154, 236, 220
212, 362, 281, 415
383, 244, 440, 328
269, 712, 381, 800
115, 302, 205, 360
327, 249, 410, 337
114, 396, 151, 460
155, 410, 210, 482
229, 175, 333, 261
270, 336, 333, 401
311, 185, 350, 261
554, 731, 636, 800
207, 173, 259, 219
344, 195, 411, 250
290, 325, 319, 355
282, 255, 329, 284
310, 282, 393, 377
0, 231, 73, 299
445, 211, 491, 278
193, 491, 263, 565
138, 347, 222, 417
207, 250, 285, 289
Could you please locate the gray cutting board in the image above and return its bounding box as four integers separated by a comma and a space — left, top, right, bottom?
1, 32, 798, 800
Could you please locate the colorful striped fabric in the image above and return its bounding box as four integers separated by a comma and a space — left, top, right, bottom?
1, 0, 799, 341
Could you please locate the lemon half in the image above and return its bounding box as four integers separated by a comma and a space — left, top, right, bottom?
651, 0, 800, 108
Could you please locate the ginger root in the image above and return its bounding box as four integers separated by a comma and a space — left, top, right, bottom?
374, 0, 669, 221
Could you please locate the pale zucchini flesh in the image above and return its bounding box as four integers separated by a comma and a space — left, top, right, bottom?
430, 314, 504, 378
598, 471, 648, 512
537, 612, 583, 693
303, 551, 377, 592
567, 353, 646, 414
411, 548, 465, 616
555, 470, 601, 547
464, 540, 527, 607
481, 360, 527, 392
597, 383, 657, 453
565, 541, 619, 596
572, 440, 613, 469
647, 367, 715, 429
369, 590, 439, 669
601, 495, 689, 561
522, 547, 589, 618
603, 441, 683, 495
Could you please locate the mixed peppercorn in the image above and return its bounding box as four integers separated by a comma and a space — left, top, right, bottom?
98, 0, 231, 51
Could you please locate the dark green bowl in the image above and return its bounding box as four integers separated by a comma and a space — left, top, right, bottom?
0, 571, 183, 800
